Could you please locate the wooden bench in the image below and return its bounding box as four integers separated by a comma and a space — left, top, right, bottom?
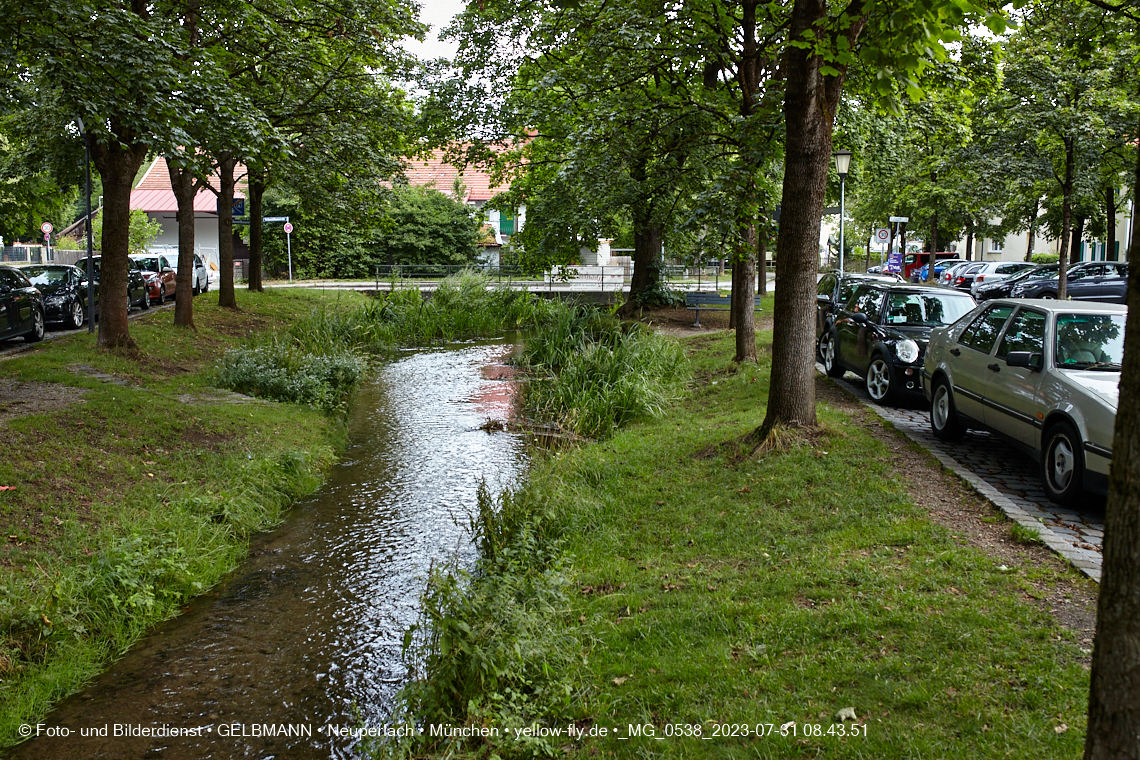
685, 291, 764, 327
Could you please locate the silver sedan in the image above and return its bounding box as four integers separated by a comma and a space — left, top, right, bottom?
922, 299, 1123, 506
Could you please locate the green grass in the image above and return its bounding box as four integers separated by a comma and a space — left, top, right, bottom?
0, 289, 357, 744
391, 310, 1092, 759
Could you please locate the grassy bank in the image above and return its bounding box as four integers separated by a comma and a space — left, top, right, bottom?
391, 314, 1093, 759
0, 289, 365, 744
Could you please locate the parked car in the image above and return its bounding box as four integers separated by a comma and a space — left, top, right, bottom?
946, 261, 990, 290
974, 264, 1058, 301
164, 252, 210, 295
923, 299, 1124, 504
819, 283, 976, 404
912, 259, 965, 283
21, 264, 91, 329
938, 261, 977, 287
129, 253, 177, 303
1010, 261, 1127, 303
968, 261, 1036, 296
74, 256, 151, 310
902, 251, 960, 281
815, 271, 904, 352
0, 265, 45, 342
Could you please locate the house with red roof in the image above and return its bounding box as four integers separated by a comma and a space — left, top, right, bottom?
402, 150, 525, 264
130, 156, 248, 276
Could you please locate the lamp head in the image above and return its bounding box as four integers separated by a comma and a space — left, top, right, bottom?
834, 149, 853, 178
75, 116, 84, 133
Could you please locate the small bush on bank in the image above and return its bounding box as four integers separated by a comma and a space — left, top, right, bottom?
216, 343, 366, 412
1031, 253, 1060, 264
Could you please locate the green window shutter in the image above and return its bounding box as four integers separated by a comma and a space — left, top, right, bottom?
499, 211, 515, 236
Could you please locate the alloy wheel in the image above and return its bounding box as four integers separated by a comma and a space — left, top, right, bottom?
866, 358, 891, 401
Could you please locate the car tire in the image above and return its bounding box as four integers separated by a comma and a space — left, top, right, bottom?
68, 300, 85, 329
1039, 292, 1057, 300
141, 289, 151, 310
25, 307, 44, 343
930, 378, 967, 442
1042, 421, 1085, 505
158, 285, 166, 304
192, 278, 200, 296
821, 332, 845, 378
865, 355, 895, 405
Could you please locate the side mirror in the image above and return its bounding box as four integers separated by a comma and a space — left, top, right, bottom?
162, 267, 174, 274
816, 294, 831, 305
850, 312, 870, 325
1006, 351, 1043, 371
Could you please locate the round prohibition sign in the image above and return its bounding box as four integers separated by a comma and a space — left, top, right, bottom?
283, 222, 294, 234
875, 227, 890, 242
40, 221, 53, 235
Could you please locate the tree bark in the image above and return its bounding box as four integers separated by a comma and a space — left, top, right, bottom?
758, 0, 863, 435
1058, 141, 1074, 300
729, 258, 739, 329
1025, 198, 1039, 262
88, 129, 148, 350
1107, 184, 1117, 262
1084, 110, 1140, 760
965, 224, 974, 263
168, 158, 197, 328
248, 169, 266, 292
734, 225, 757, 363
217, 154, 239, 309
758, 217, 768, 296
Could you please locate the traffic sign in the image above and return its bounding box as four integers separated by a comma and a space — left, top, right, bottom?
875, 228, 890, 242
40, 222, 53, 234
283, 222, 293, 234
888, 216, 909, 223
263, 216, 289, 223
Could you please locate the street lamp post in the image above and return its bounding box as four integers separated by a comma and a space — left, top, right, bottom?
834, 150, 853, 273
76, 117, 95, 334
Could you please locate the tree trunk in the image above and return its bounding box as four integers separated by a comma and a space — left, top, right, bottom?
758, 218, 768, 296
925, 212, 939, 282
217, 154, 239, 310
1025, 198, 1038, 262
758, 0, 862, 435
168, 159, 197, 328
1058, 142, 1074, 300
88, 131, 148, 350
1072, 215, 1085, 265
248, 170, 266, 292
1107, 184, 1117, 262
734, 226, 757, 363
728, 258, 739, 329
965, 225, 974, 263
1085, 110, 1140, 760
622, 214, 662, 312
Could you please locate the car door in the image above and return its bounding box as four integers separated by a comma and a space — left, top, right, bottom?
1096, 263, 1128, 303
1065, 264, 1104, 301
984, 307, 1047, 447
0, 270, 15, 338
5, 270, 34, 331
945, 304, 1017, 424
837, 286, 885, 375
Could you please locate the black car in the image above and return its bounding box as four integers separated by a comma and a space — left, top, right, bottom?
0, 265, 45, 343
974, 263, 1058, 301
1010, 261, 1128, 303
815, 271, 902, 352
74, 256, 151, 311
22, 265, 92, 329
820, 283, 976, 404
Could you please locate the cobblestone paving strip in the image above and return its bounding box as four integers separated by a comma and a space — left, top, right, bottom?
819, 365, 1104, 582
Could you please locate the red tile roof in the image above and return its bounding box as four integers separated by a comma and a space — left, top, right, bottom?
131, 156, 245, 213
402, 150, 508, 202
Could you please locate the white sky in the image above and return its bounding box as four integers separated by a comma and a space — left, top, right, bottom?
403, 0, 467, 62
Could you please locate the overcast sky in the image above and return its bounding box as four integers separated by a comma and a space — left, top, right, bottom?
403, 0, 467, 62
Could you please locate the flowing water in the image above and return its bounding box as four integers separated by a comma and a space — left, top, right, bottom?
10, 342, 528, 760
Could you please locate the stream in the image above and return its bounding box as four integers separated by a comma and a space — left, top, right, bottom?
9, 342, 528, 759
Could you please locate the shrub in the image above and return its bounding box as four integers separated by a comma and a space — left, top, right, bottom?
1031, 253, 1060, 264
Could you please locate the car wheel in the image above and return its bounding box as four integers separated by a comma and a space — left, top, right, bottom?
1039, 292, 1057, 300
865, 355, 895, 405
821, 332, 845, 378
930, 378, 967, 442
192, 278, 200, 296
158, 285, 166, 304
141, 288, 151, 309
1042, 421, 1085, 505
68, 300, 85, 329
25, 307, 44, 343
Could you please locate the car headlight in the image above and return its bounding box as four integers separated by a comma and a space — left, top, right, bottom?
895, 339, 920, 364
44, 295, 65, 306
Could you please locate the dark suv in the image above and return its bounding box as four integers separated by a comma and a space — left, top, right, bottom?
819, 283, 976, 405
1010, 261, 1128, 303
0, 265, 45, 342
975, 264, 1058, 301
815, 272, 902, 353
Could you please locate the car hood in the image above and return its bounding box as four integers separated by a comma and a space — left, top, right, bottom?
1063, 370, 1120, 411
34, 281, 70, 296
877, 324, 933, 343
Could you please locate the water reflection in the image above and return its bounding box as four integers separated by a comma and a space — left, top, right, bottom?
8, 343, 527, 759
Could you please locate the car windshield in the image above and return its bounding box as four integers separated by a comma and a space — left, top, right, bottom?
884, 292, 976, 326
134, 257, 160, 273
22, 267, 68, 286
1009, 265, 1058, 283
1055, 313, 1125, 370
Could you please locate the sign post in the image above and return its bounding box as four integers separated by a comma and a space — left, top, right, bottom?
887, 217, 909, 276
283, 222, 294, 282
40, 222, 53, 263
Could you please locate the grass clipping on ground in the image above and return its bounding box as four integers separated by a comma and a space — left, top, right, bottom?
390, 326, 1090, 760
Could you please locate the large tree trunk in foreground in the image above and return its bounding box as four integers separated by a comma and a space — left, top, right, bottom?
168, 159, 197, 328
217, 154, 239, 309
248, 170, 266, 292
1084, 114, 1140, 760
89, 131, 148, 349
759, 0, 862, 435
1058, 141, 1074, 300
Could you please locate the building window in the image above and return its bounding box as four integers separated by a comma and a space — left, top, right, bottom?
499, 210, 515, 236
989, 238, 1003, 253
